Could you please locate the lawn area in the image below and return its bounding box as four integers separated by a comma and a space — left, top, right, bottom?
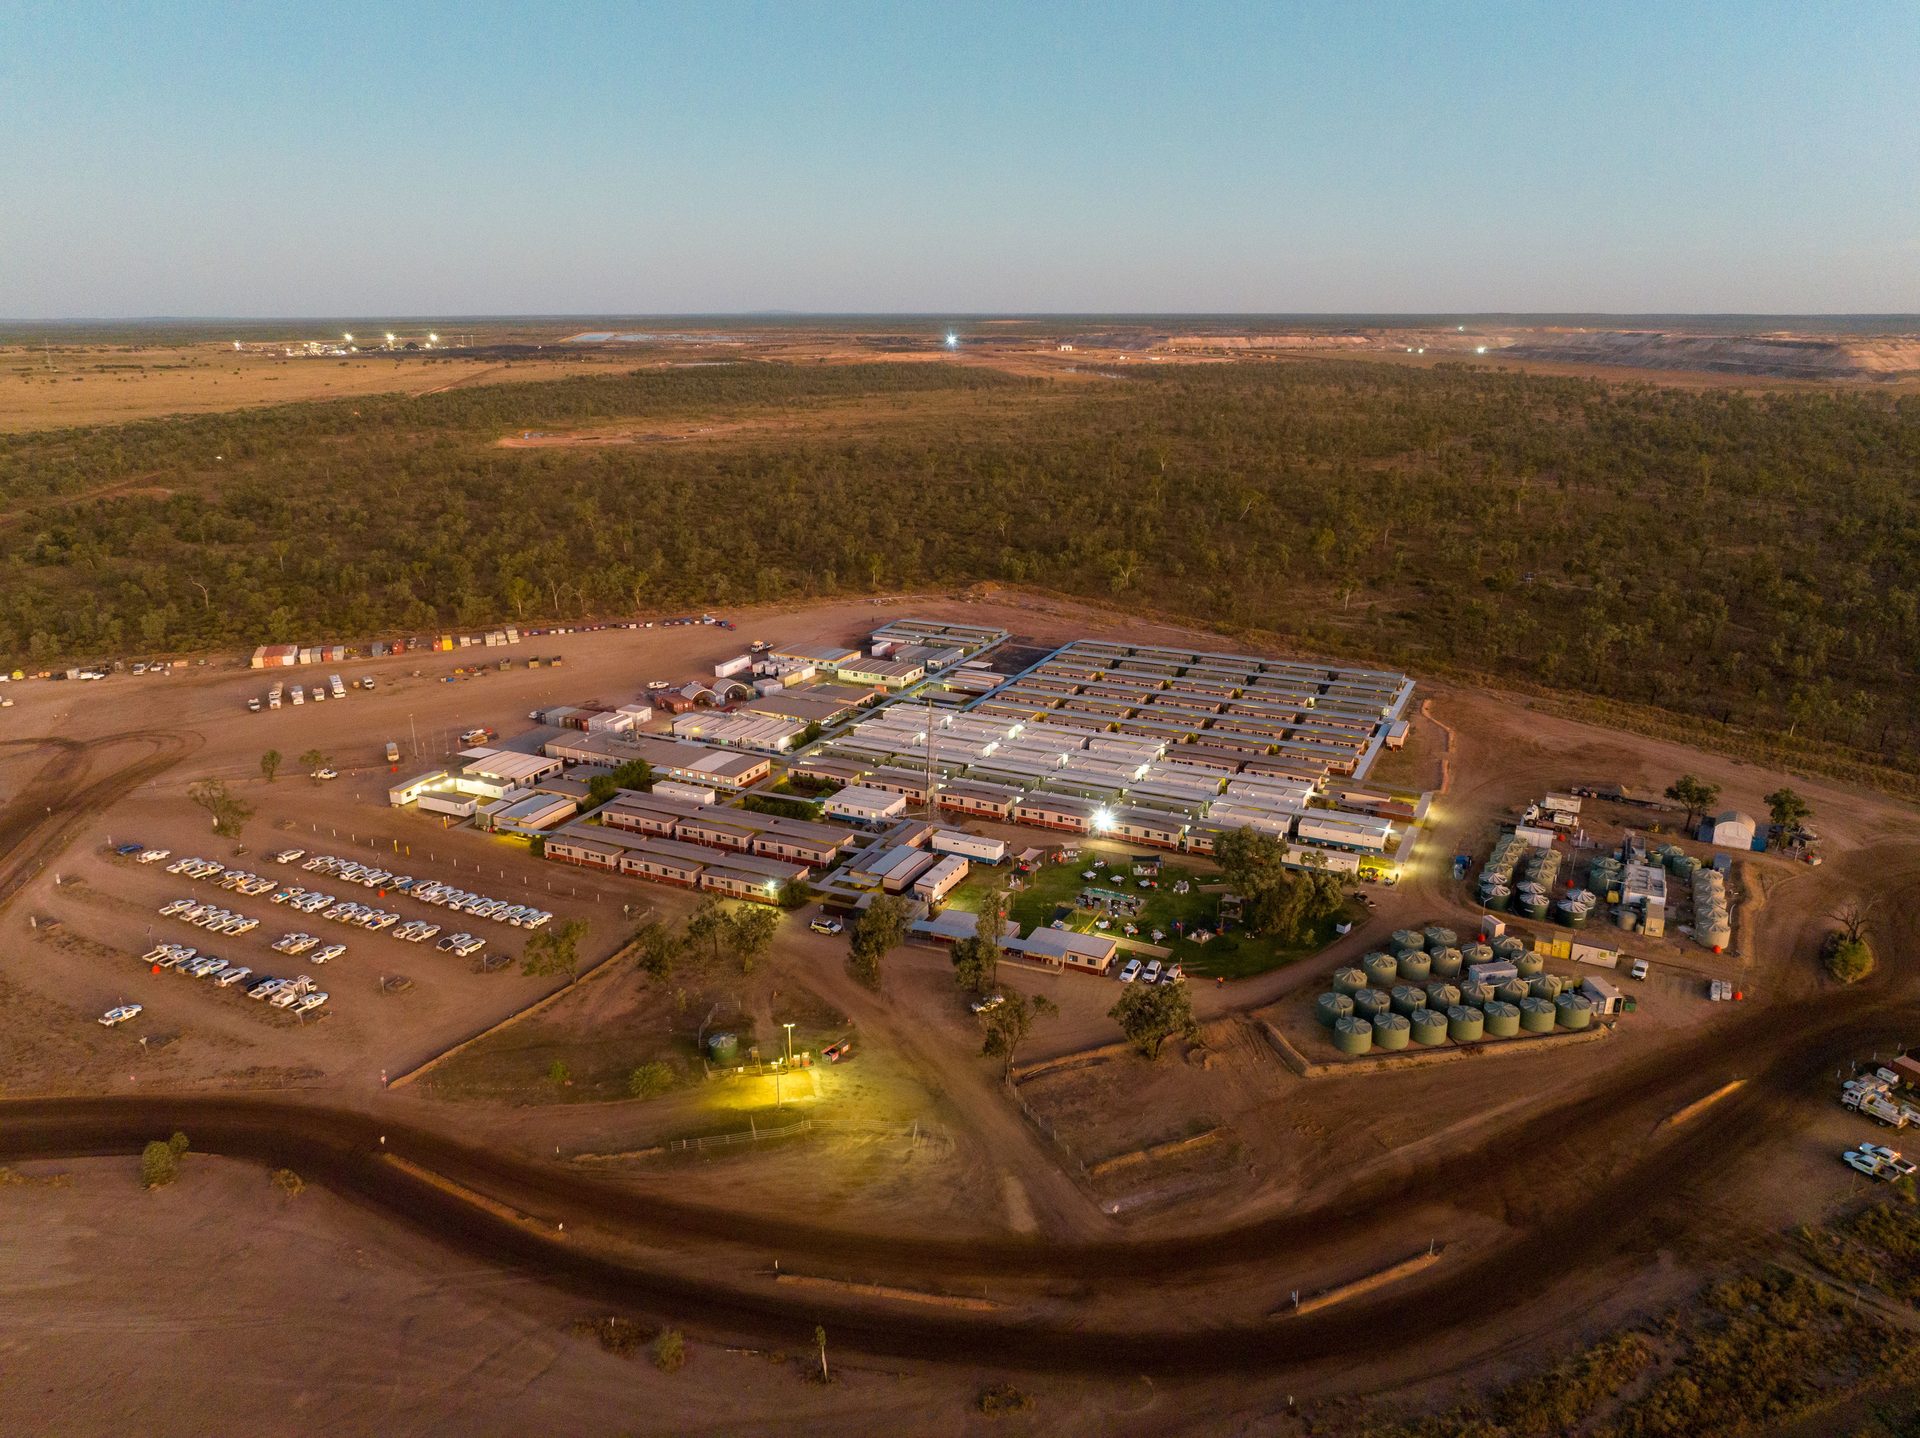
946, 854, 1358, 980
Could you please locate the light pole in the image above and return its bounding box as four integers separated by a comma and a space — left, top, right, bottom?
783, 1021, 795, 1067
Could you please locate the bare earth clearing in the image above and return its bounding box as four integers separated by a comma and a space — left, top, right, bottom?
2, 591, 1917, 1434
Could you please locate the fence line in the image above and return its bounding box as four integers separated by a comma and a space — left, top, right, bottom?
666, 1117, 934, 1153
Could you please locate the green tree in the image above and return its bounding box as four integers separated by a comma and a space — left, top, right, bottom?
1766, 787, 1812, 831
981, 992, 1058, 1077
187, 779, 252, 838
259, 748, 281, 783
1824, 935, 1874, 985
728, 904, 780, 974
846, 894, 910, 990
140, 1141, 179, 1189
522, 917, 588, 978
586, 757, 654, 806
952, 885, 1007, 995
298, 747, 330, 780
1665, 774, 1720, 832
1109, 980, 1199, 1060
547, 1059, 572, 1086
1210, 828, 1345, 942
271, 1168, 304, 1200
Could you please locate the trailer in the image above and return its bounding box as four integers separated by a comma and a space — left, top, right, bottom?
930, 829, 1008, 864
329, 673, 346, 699
268, 683, 283, 711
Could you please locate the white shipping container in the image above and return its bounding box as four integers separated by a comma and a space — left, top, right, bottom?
650, 780, 717, 807
714, 655, 752, 679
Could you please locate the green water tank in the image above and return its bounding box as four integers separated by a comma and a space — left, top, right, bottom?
1395, 950, 1432, 984
1496, 978, 1531, 1005
1528, 973, 1564, 1001
1362, 952, 1399, 988
1482, 1000, 1521, 1038
1483, 887, 1511, 911
1332, 966, 1369, 996
1446, 1005, 1485, 1043
1352, 987, 1391, 1020
1371, 1012, 1411, 1051
1392, 928, 1427, 954
1409, 1008, 1450, 1046
1429, 947, 1463, 979
1493, 935, 1526, 960
1458, 980, 1495, 1007
1332, 1015, 1374, 1055
1555, 993, 1594, 1031
706, 1031, 740, 1064
1515, 952, 1544, 978
1461, 943, 1493, 967
1389, 983, 1429, 1018
1519, 996, 1557, 1033
1423, 925, 1458, 951
1316, 992, 1355, 1028
1425, 981, 1461, 1010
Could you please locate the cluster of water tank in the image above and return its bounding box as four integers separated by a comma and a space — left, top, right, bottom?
1316, 923, 1593, 1056
1477, 836, 1564, 921
1693, 867, 1731, 951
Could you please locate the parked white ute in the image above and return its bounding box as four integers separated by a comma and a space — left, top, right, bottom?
99, 1004, 142, 1027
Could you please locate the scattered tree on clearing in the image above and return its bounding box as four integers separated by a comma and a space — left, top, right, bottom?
682, 899, 778, 973
981, 993, 1058, 1077
140, 1131, 190, 1189
1824, 900, 1876, 984
1665, 774, 1720, 832
1109, 980, 1199, 1060
951, 884, 1008, 995
586, 758, 653, 806
297, 747, 330, 780
271, 1168, 304, 1200
1210, 828, 1346, 943
259, 749, 281, 783
1766, 787, 1812, 831
846, 894, 910, 990
630, 920, 682, 981
522, 917, 588, 978
187, 779, 252, 838
547, 1059, 572, 1086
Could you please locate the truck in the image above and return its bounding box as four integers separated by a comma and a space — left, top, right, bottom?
290, 685, 305, 706
385, 741, 401, 765
329, 674, 346, 699
268, 683, 283, 710
1844, 1085, 1912, 1128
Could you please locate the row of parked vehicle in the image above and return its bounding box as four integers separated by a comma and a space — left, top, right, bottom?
158, 898, 260, 935
138, 942, 328, 1015
287, 850, 550, 929
271, 933, 347, 963
168, 856, 278, 896
1118, 958, 1184, 986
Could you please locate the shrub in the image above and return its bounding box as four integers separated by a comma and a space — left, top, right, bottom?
652, 1328, 687, 1373
547, 1059, 572, 1086
977, 1383, 1034, 1417
1824, 934, 1875, 984
627, 1062, 674, 1099
140, 1140, 179, 1189
271, 1168, 304, 1200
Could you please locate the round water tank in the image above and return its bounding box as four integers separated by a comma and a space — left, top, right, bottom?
1482, 1000, 1521, 1037
1429, 947, 1463, 979
1352, 987, 1391, 1019
1493, 935, 1526, 960
1519, 995, 1557, 1032
1409, 1008, 1449, 1046
1332, 966, 1369, 996
1555, 993, 1594, 1030
1458, 980, 1496, 1007
1396, 950, 1432, 983
1423, 926, 1458, 951
1425, 981, 1461, 1010
1362, 952, 1399, 988
1496, 978, 1531, 1005
1528, 973, 1564, 1001
1371, 1012, 1411, 1051
1332, 1015, 1373, 1056
1389, 983, 1429, 1017
1391, 928, 1427, 955
1316, 992, 1355, 1028
1446, 1005, 1485, 1043
1515, 952, 1544, 978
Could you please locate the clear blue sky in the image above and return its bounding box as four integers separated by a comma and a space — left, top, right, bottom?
3, 1, 1916, 317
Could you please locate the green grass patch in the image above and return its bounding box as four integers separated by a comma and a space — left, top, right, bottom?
947, 855, 1354, 979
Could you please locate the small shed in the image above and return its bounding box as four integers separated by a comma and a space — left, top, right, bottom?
1702, 810, 1757, 850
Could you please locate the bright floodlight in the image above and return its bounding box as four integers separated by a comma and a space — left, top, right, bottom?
428, 332, 439, 343
1475, 345, 1488, 355
1091, 805, 1116, 834
945, 332, 959, 349
385, 332, 396, 344
343, 332, 353, 342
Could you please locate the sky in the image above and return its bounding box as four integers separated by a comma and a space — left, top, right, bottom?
2, 1, 1917, 317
